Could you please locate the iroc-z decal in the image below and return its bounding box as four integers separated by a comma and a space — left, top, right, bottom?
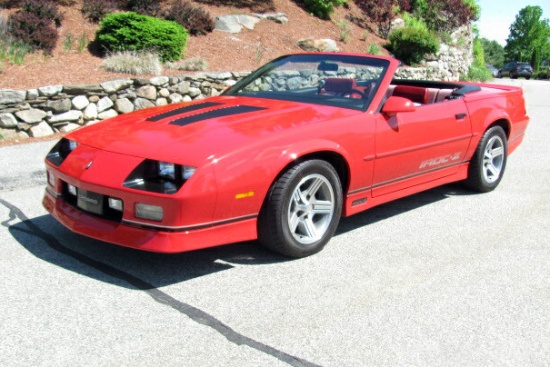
419, 152, 461, 169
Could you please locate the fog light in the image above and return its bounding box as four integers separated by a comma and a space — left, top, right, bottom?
67, 184, 77, 196
136, 203, 163, 221
108, 198, 123, 211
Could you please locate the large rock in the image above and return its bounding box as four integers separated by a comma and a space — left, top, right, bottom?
83, 103, 98, 120
297, 38, 339, 52
254, 12, 288, 23
46, 98, 72, 113
97, 96, 114, 113
101, 79, 134, 93
136, 85, 157, 100
98, 109, 118, 120
38, 85, 63, 97
15, 109, 47, 124
29, 121, 54, 137
215, 14, 260, 33
63, 84, 103, 95
72, 95, 90, 110
0, 90, 26, 104
0, 113, 18, 128
114, 98, 134, 114
49, 110, 82, 123
134, 98, 155, 110
150, 76, 170, 86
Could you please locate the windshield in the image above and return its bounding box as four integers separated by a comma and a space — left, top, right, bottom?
224, 54, 390, 111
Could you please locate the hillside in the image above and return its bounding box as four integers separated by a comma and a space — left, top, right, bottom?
0, 0, 388, 90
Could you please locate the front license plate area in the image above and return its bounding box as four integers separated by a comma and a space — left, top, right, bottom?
77, 189, 104, 215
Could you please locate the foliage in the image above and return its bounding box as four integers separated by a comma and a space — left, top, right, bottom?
9, 12, 58, 54
480, 38, 504, 68
408, 0, 478, 32
463, 36, 492, 82
102, 50, 163, 75
334, 19, 352, 43
354, 0, 410, 38
96, 12, 188, 62
303, 0, 347, 20
124, 0, 161, 16
161, 0, 215, 36
386, 17, 439, 65
366, 43, 380, 55
20, 0, 64, 27
505, 6, 550, 69
165, 57, 209, 71
82, 0, 119, 23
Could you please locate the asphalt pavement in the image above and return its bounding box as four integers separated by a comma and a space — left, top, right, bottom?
0, 79, 548, 367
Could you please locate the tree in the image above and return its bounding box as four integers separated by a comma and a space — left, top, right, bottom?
504, 5, 550, 71
408, 0, 479, 32
480, 38, 505, 68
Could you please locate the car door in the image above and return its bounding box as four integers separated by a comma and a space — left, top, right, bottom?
371, 97, 473, 197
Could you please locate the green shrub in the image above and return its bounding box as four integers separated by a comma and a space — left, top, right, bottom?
102, 50, 163, 75
386, 20, 439, 65
303, 0, 347, 20
463, 65, 492, 82
96, 12, 188, 62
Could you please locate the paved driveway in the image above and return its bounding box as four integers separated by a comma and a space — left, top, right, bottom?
0, 79, 548, 367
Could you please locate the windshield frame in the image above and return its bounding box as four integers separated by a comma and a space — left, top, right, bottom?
223, 53, 391, 111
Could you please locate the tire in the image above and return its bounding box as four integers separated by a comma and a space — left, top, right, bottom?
497, 71, 502, 78
464, 126, 507, 192
258, 160, 343, 258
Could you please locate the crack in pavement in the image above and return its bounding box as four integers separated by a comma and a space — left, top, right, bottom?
0, 198, 322, 367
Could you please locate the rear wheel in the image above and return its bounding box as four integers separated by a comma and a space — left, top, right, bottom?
258, 160, 342, 258
464, 126, 507, 192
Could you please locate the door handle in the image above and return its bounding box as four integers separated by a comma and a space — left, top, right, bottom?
455, 113, 467, 120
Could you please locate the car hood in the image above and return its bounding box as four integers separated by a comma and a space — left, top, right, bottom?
68, 96, 359, 165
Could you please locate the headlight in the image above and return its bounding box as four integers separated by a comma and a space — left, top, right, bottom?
123, 159, 196, 194
46, 138, 79, 166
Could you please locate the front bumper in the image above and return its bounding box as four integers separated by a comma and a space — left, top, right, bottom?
43, 188, 257, 253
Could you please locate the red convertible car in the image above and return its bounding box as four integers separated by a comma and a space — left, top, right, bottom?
43, 53, 529, 257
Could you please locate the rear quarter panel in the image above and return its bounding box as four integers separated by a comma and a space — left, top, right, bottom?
463, 84, 529, 157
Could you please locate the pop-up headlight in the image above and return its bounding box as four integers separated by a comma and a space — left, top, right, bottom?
46, 138, 79, 166
123, 159, 196, 194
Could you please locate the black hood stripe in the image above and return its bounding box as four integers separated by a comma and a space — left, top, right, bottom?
170, 105, 267, 127
147, 102, 223, 122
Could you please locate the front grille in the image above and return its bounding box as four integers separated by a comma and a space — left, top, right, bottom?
62, 182, 123, 223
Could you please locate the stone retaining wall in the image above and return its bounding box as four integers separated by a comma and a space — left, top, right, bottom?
0, 72, 248, 141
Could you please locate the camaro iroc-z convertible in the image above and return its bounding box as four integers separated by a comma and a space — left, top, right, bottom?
43, 53, 529, 258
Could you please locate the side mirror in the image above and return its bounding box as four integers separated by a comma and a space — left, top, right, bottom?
382, 96, 416, 117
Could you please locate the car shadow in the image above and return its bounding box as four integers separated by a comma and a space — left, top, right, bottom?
6, 183, 475, 290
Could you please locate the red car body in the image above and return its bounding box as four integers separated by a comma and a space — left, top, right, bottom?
43, 53, 529, 257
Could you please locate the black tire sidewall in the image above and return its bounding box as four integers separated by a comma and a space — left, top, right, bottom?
259, 160, 343, 257
469, 126, 508, 192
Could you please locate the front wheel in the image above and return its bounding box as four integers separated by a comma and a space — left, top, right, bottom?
464, 126, 507, 192
258, 160, 343, 258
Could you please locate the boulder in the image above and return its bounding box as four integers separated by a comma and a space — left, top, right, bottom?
101, 79, 134, 93
15, 109, 47, 124
97, 96, 114, 113
134, 98, 155, 110
215, 14, 260, 33
114, 98, 134, 114
46, 99, 72, 113
49, 110, 82, 123
83, 103, 98, 120
29, 121, 54, 137
0, 113, 18, 128
38, 85, 63, 97
297, 38, 339, 52
136, 85, 157, 100
0, 90, 26, 104
72, 95, 90, 110
98, 109, 118, 120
